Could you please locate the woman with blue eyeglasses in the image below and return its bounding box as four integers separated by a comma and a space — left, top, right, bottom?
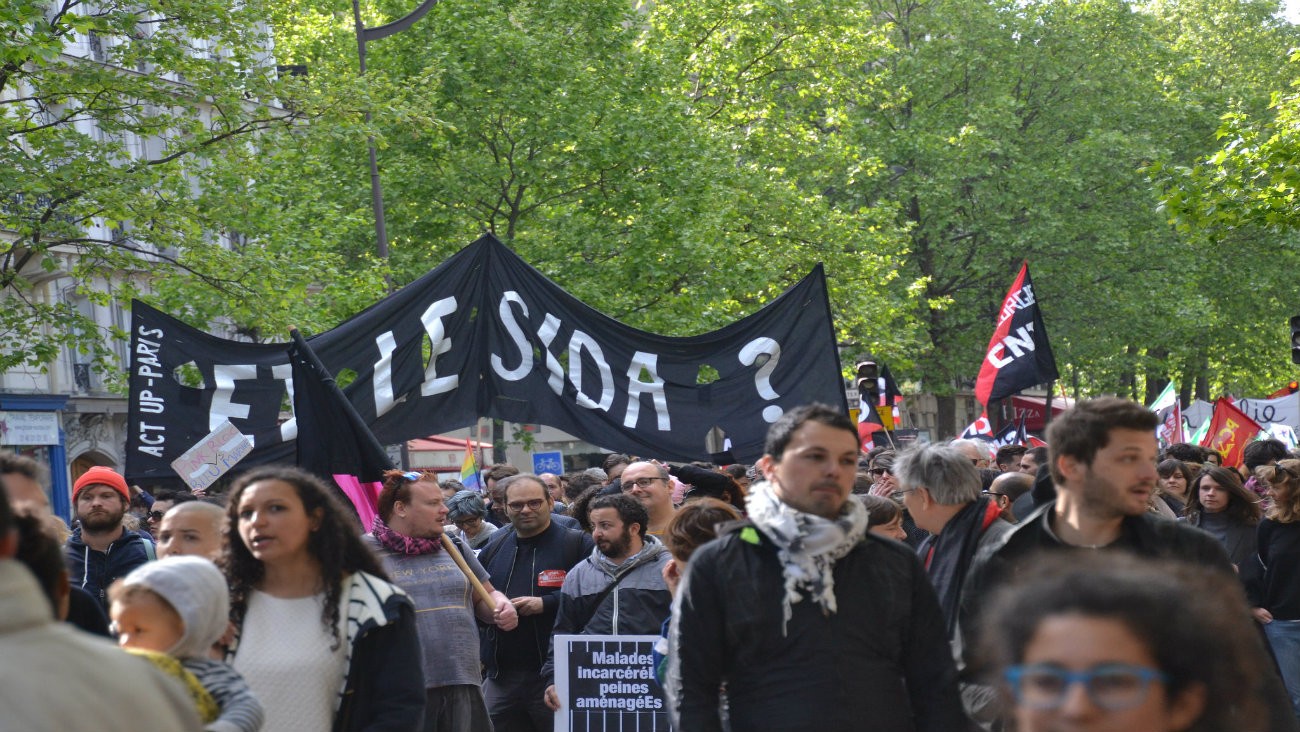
978, 553, 1275, 732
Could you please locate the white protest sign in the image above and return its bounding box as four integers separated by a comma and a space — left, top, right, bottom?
553, 634, 670, 731
1233, 393, 1300, 433
170, 419, 254, 491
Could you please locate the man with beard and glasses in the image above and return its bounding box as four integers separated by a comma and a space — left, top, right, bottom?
478, 474, 593, 732
541, 493, 670, 713
64, 467, 156, 610
665, 404, 969, 732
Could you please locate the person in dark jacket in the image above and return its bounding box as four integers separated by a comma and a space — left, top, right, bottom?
962, 397, 1297, 732
1186, 465, 1260, 571
542, 493, 671, 712
478, 473, 594, 732
63, 466, 154, 609
666, 404, 970, 732
1250, 460, 1300, 721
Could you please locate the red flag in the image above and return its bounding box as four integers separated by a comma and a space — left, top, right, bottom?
974, 262, 1059, 406
1199, 397, 1262, 468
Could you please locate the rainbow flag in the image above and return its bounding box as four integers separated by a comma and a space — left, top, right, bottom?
459, 439, 482, 491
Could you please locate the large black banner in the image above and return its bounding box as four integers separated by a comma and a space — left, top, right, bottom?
126, 234, 846, 484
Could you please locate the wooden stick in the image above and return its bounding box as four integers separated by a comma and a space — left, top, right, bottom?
440, 533, 495, 608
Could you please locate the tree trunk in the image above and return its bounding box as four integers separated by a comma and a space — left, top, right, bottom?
936, 394, 956, 441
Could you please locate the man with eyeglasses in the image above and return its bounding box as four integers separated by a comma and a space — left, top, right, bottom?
895, 443, 1014, 643
620, 461, 676, 538
477, 474, 594, 732
988, 470, 1033, 523
951, 439, 992, 469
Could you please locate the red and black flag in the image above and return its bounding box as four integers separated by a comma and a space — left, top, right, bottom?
289, 329, 395, 526
992, 413, 1028, 448
974, 262, 1059, 406
959, 411, 994, 440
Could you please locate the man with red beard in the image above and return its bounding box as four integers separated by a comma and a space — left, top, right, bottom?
63, 467, 155, 609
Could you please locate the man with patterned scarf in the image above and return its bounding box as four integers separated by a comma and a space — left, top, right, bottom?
363, 470, 518, 732
665, 404, 971, 732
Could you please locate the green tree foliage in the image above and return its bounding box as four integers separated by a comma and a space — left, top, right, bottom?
1150, 2, 1300, 400
9, 0, 1297, 420
265, 0, 915, 345
0, 0, 367, 376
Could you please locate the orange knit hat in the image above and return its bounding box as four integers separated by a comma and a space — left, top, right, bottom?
72, 466, 130, 502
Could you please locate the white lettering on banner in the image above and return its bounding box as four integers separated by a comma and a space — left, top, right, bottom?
420, 296, 459, 397
138, 422, 165, 449
207, 364, 294, 448
273, 364, 296, 441
492, 292, 532, 380
997, 283, 1036, 325
537, 314, 565, 395
210, 364, 257, 431
374, 331, 398, 417
624, 352, 670, 430
137, 390, 164, 415
739, 337, 785, 423
135, 325, 168, 457
986, 323, 1037, 369
568, 330, 614, 411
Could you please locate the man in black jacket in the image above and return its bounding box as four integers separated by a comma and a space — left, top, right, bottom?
478, 474, 593, 732
666, 404, 969, 732
962, 397, 1298, 732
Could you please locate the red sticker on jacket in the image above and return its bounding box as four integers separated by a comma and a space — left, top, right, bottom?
537, 569, 567, 587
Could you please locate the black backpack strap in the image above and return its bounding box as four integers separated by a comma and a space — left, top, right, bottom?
577, 568, 633, 631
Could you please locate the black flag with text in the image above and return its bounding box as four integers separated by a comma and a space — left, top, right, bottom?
974, 262, 1059, 406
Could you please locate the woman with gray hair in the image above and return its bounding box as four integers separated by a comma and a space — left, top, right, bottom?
446, 490, 498, 551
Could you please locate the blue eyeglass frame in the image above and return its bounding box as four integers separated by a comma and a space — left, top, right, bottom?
1004, 663, 1169, 711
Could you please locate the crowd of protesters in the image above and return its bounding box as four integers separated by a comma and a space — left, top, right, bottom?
2, 396, 1300, 731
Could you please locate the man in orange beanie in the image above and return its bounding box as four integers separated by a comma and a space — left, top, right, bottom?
64, 466, 155, 609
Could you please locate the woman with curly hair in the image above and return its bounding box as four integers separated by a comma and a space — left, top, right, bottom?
1251, 459, 1300, 720
223, 465, 424, 732
1184, 466, 1260, 571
